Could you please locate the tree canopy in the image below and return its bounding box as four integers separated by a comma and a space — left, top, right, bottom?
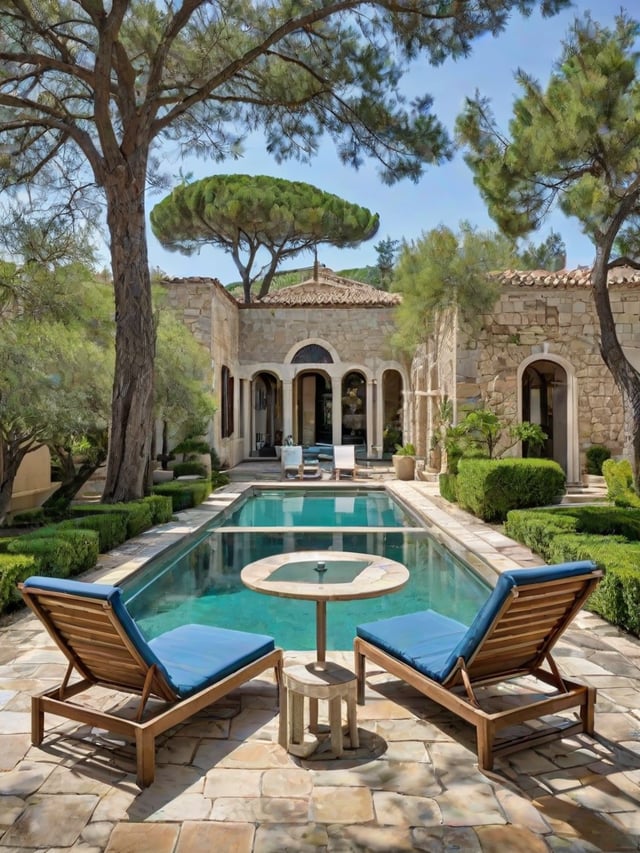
151, 175, 379, 302
456, 13, 640, 482
0, 0, 571, 500
390, 221, 518, 354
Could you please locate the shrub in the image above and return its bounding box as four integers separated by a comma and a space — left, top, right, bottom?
172, 461, 208, 478
7, 535, 75, 578
25, 526, 99, 574
456, 458, 566, 522
7, 507, 47, 527
586, 444, 611, 475
140, 494, 174, 525
59, 512, 128, 552
70, 500, 153, 540
547, 533, 640, 633
601, 458, 640, 507
0, 552, 38, 612
152, 479, 211, 511
504, 510, 578, 561
438, 472, 458, 503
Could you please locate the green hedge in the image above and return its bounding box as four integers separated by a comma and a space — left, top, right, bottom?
438, 472, 458, 503
24, 527, 100, 573
455, 458, 566, 522
58, 512, 128, 552
7, 535, 76, 579
0, 552, 38, 612
546, 533, 640, 634
172, 461, 208, 478
142, 494, 174, 525
152, 479, 212, 511
70, 500, 154, 539
504, 510, 578, 561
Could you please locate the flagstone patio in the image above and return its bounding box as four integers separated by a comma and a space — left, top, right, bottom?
1, 475, 640, 852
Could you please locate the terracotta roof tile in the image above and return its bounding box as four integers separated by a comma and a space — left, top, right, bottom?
258, 268, 400, 306
496, 265, 640, 288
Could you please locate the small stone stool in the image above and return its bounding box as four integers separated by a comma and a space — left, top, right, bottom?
278, 661, 359, 758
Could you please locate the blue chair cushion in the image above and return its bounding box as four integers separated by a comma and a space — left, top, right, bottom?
356, 560, 597, 684
22, 576, 276, 699
149, 624, 275, 697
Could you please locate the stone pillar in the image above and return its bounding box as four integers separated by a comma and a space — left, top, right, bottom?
332, 380, 342, 446
282, 380, 294, 443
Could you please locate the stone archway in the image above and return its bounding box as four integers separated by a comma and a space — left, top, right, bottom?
520, 356, 578, 481
252, 371, 281, 456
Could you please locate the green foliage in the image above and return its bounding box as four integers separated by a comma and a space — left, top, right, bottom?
438, 472, 458, 503
70, 500, 153, 542
24, 527, 99, 574
141, 495, 174, 526
444, 405, 547, 462
586, 444, 611, 475
547, 534, 640, 633
152, 479, 212, 511
0, 0, 572, 503
0, 552, 38, 612
394, 443, 416, 456
8, 508, 46, 527
172, 438, 211, 458
151, 175, 380, 302
173, 461, 208, 478
601, 458, 640, 506
517, 230, 566, 271
456, 13, 640, 487
456, 458, 566, 522
154, 305, 217, 450
7, 535, 75, 578
59, 513, 129, 553
391, 222, 515, 353
504, 510, 579, 561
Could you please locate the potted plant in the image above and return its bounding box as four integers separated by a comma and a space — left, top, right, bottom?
392, 442, 416, 480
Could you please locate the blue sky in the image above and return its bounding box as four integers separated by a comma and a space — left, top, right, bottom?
146, 1, 621, 285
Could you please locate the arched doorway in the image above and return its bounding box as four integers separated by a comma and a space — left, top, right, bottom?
252, 372, 281, 456
294, 370, 333, 446
382, 369, 403, 452
341, 371, 367, 446
521, 359, 568, 472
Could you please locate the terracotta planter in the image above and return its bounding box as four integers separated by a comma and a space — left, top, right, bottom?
392, 454, 416, 480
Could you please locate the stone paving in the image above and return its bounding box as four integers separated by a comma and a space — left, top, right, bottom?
2, 474, 640, 852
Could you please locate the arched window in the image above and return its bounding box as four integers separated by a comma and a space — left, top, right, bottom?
292, 344, 333, 364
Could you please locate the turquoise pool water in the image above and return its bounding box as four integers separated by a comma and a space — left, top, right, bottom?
123, 488, 491, 650
218, 487, 417, 528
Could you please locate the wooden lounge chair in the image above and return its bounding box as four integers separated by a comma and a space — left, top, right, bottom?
281, 445, 320, 479
333, 444, 359, 479
20, 576, 283, 787
354, 560, 602, 771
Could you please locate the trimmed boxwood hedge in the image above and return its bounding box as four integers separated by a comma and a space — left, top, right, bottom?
455, 457, 566, 522
0, 552, 38, 613
58, 512, 128, 552
152, 478, 212, 511
24, 526, 100, 573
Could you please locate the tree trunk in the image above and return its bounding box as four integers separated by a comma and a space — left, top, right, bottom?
591, 246, 640, 489
102, 157, 156, 503
43, 442, 108, 511
0, 440, 29, 525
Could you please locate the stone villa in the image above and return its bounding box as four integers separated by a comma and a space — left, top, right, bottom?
7, 262, 636, 511
162, 263, 635, 486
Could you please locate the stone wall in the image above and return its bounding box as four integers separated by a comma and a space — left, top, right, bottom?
238, 305, 398, 367
463, 284, 627, 454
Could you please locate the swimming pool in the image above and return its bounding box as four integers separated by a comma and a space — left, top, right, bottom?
122, 487, 491, 650
218, 487, 418, 528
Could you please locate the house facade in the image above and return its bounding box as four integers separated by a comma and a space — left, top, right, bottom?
164, 264, 637, 486
8, 262, 635, 514
162, 267, 408, 468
